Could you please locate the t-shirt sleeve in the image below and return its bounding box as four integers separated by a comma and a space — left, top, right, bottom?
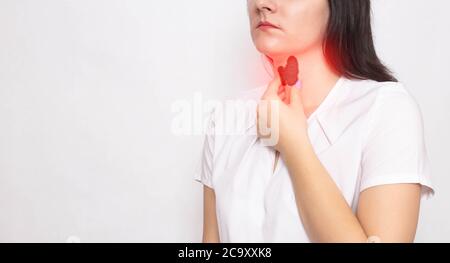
193, 107, 216, 189
360, 84, 435, 200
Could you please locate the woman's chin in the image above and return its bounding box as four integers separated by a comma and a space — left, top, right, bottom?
254, 43, 286, 58
253, 37, 294, 57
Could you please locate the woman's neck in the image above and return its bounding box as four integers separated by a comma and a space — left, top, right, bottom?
270, 46, 341, 109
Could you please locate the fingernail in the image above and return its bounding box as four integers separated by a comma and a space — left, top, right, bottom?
294, 80, 302, 90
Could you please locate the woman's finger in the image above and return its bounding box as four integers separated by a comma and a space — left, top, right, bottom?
289, 80, 303, 108
284, 86, 292, 105
277, 85, 285, 95
278, 91, 286, 101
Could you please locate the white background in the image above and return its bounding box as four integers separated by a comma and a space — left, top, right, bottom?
0, 0, 449, 242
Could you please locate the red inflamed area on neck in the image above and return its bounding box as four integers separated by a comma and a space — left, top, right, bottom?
278, 56, 299, 86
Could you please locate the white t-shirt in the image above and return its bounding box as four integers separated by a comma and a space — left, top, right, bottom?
194, 76, 435, 243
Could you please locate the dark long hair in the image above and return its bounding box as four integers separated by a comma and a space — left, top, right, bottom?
324, 0, 397, 82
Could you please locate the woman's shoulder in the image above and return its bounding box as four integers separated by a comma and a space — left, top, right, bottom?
342, 78, 425, 133
200, 86, 263, 169
206, 85, 265, 138
345, 78, 414, 100
342, 78, 421, 114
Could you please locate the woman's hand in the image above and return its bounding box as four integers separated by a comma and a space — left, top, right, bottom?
256, 76, 309, 154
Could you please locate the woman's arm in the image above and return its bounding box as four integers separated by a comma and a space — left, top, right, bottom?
357, 183, 421, 242
202, 185, 220, 243
258, 77, 422, 242
283, 135, 421, 243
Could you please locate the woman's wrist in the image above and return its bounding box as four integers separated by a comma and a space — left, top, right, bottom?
280, 131, 312, 158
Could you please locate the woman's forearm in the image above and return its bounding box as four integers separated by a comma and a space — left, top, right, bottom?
282, 135, 368, 242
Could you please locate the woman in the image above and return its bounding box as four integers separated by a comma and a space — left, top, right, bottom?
194, 0, 435, 243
